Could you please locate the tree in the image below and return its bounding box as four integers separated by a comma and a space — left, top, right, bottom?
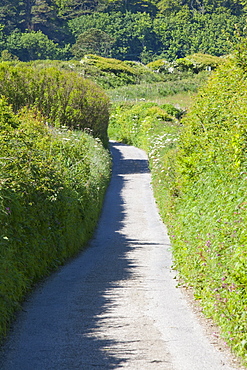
68, 12, 158, 60
71, 28, 115, 58
56, 0, 107, 19
153, 9, 245, 60
6, 30, 70, 61
0, 49, 19, 61
105, 0, 158, 14
0, 0, 24, 34
156, 0, 245, 14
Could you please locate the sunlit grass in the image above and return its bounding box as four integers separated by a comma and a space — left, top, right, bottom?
154, 92, 196, 110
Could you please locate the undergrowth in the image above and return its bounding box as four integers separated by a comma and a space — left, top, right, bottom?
0, 99, 111, 340
27, 55, 163, 89
0, 62, 110, 146
107, 72, 208, 103
108, 49, 247, 364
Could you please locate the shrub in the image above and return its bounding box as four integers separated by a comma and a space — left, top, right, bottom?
108, 51, 247, 363
175, 53, 224, 73
108, 101, 182, 151
160, 53, 247, 363
0, 62, 110, 146
0, 100, 111, 339
146, 59, 174, 73
78, 54, 163, 88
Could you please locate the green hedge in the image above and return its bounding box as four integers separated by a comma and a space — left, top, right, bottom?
25, 56, 163, 89
166, 55, 247, 361
108, 53, 247, 363
0, 99, 111, 339
0, 62, 110, 146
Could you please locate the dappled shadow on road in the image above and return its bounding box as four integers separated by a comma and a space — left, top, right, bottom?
111, 142, 150, 175
0, 142, 156, 369
66, 142, 153, 368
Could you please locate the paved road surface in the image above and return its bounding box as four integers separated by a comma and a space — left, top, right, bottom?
0, 142, 242, 369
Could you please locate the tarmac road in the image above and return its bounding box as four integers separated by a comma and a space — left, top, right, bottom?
0, 142, 243, 369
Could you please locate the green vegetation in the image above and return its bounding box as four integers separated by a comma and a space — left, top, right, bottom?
166, 53, 247, 362
107, 72, 207, 102
0, 62, 109, 146
0, 62, 111, 341
0, 0, 246, 62
108, 44, 247, 364
19, 56, 163, 89
78, 54, 163, 88
0, 48, 209, 344
108, 101, 181, 149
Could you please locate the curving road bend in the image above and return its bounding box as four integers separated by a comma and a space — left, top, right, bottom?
0, 142, 243, 370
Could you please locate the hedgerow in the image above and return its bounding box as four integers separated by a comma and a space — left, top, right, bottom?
108, 50, 247, 364
26, 56, 163, 89
165, 54, 247, 362
0, 62, 110, 146
0, 99, 111, 340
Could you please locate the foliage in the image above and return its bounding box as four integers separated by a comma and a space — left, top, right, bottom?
108, 45, 247, 363
153, 53, 247, 363
0, 49, 18, 61
163, 57, 247, 362
26, 55, 163, 89
146, 53, 223, 75
5, 31, 71, 61
146, 58, 173, 72
78, 54, 163, 88
234, 35, 247, 71
105, 0, 158, 14
0, 62, 110, 146
56, 0, 107, 19
156, 0, 246, 15
71, 28, 115, 58
153, 10, 245, 60
175, 53, 224, 72
107, 72, 208, 101
108, 101, 182, 150
68, 11, 158, 61
0, 99, 111, 340
0, 0, 246, 62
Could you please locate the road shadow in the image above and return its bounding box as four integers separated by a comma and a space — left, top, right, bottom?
0, 142, 159, 370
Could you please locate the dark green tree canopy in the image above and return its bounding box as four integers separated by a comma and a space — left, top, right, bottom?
0, 0, 246, 62
71, 28, 115, 58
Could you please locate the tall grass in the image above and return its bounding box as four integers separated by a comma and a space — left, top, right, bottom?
107, 72, 208, 104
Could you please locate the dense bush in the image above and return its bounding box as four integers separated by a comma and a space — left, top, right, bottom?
68, 12, 157, 62
15, 56, 163, 90
6, 31, 71, 61
153, 10, 245, 61
164, 55, 247, 361
0, 98, 111, 340
108, 51, 247, 363
0, 62, 110, 146
175, 53, 223, 72
108, 101, 181, 151
147, 53, 223, 74
78, 54, 163, 88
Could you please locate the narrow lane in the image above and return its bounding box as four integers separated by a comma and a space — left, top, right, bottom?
0, 142, 241, 369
